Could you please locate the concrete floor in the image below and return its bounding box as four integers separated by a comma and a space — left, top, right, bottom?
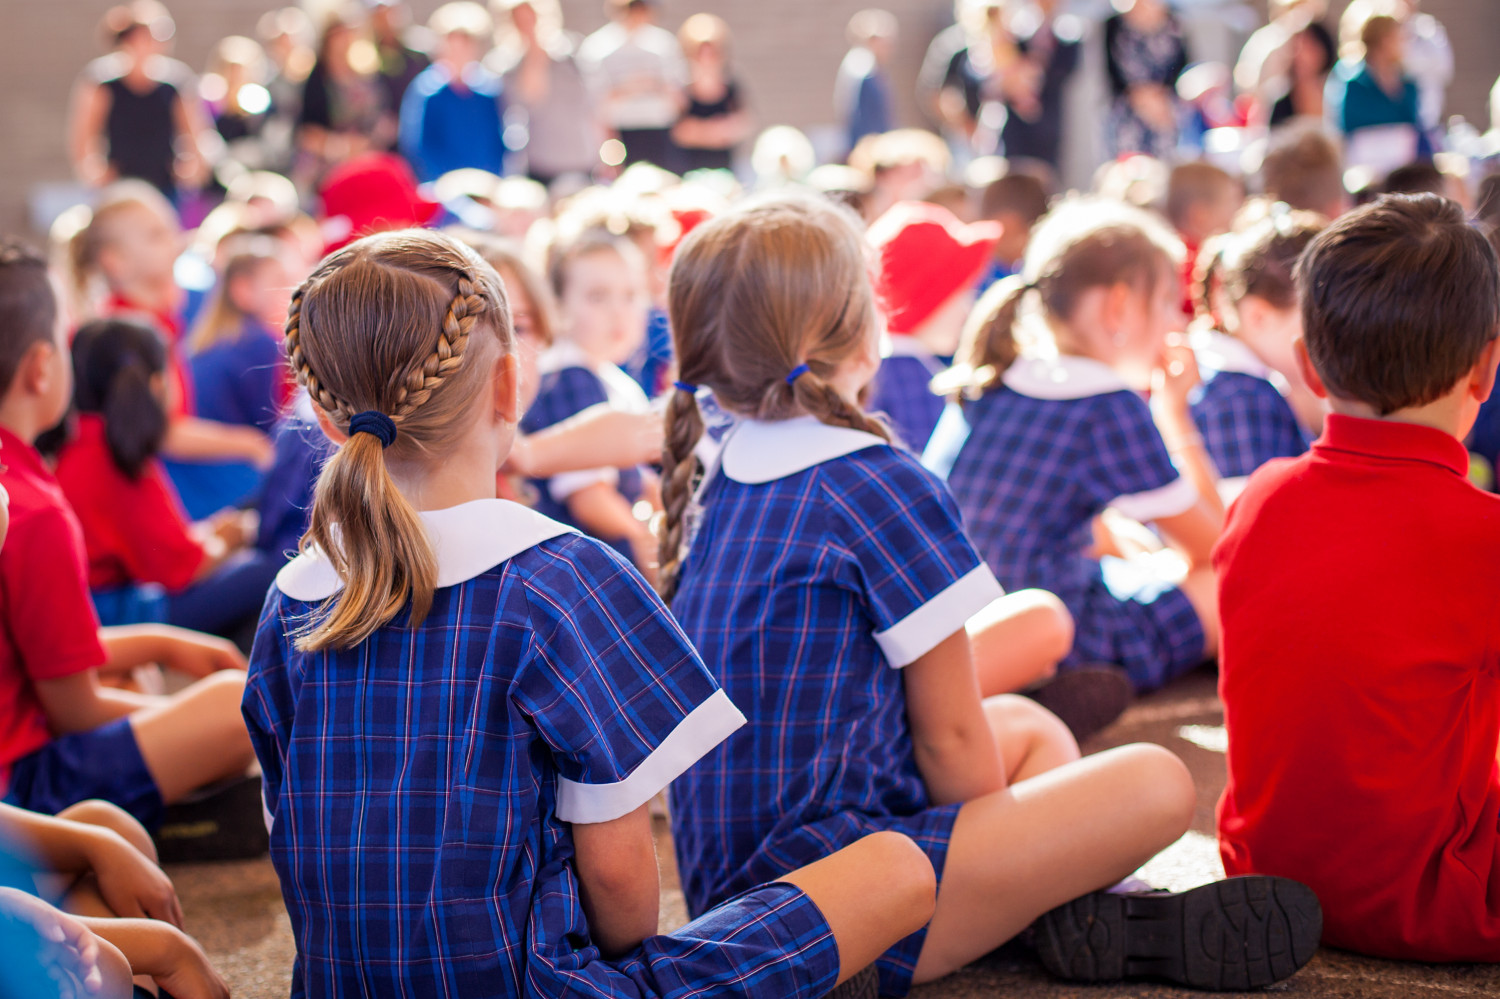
167, 671, 1500, 997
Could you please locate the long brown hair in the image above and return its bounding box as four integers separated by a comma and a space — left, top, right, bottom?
190, 238, 283, 353
286, 228, 511, 651
657, 194, 888, 601
947, 197, 1182, 396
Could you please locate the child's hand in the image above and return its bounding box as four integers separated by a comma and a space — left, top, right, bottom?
208, 509, 258, 552
0, 887, 106, 996
150, 627, 248, 678
148, 927, 230, 999
85, 826, 184, 928
1152, 335, 1201, 435
598, 409, 664, 467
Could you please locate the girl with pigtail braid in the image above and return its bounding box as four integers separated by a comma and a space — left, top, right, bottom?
661, 194, 1313, 997
245, 228, 935, 999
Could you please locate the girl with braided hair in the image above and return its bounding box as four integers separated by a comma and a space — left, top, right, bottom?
244, 227, 936, 999
661, 195, 1320, 995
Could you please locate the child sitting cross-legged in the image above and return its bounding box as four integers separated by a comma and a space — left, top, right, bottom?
244, 228, 937, 998
1217, 192, 1500, 961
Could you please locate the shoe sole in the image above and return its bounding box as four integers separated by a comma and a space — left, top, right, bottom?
1034, 876, 1323, 991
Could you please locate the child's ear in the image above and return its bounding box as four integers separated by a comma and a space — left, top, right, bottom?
1292, 337, 1329, 400
20, 341, 58, 398
493, 352, 521, 425
1470, 336, 1500, 404
313, 403, 348, 445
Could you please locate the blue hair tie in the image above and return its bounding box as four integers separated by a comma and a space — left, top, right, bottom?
348, 410, 398, 449
785, 363, 811, 385
674, 380, 698, 394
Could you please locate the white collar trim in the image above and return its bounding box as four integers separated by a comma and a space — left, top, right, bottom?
275, 499, 576, 602
720, 415, 887, 484
1002, 354, 1132, 400
883, 334, 936, 360
1191, 329, 1272, 380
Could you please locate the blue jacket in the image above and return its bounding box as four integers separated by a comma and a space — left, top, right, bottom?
399, 62, 508, 182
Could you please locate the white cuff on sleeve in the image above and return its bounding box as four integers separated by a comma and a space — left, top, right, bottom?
873, 564, 1005, 668
1109, 476, 1198, 523
556, 689, 746, 824
549, 467, 618, 503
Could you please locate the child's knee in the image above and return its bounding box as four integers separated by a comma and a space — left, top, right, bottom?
857, 832, 937, 925
1119, 743, 1196, 835
55, 799, 157, 864
94, 937, 134, 999
1021, 588, 1075, 661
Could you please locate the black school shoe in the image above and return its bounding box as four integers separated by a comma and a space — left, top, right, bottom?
1034, 876, 1322, 991
1025, 666, 1134, 744
154, 773, 269, 864
818, 965, 878, 999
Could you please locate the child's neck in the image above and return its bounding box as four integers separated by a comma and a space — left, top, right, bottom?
1327, 394, 1468, 440
387, 436, 502, 512
112, 277, 179, 316
0, 403, 47, 449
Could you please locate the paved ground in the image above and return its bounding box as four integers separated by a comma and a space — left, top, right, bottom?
168, 670, 1500, 997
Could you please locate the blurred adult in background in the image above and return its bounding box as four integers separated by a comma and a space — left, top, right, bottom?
400, 2, 507, 182
999, 0, 1081, 172
1327, 14, 1427, 171
917, 0, 1005, 167
69, 1, 210, 203
835, 9, 897, 158
1339, 0, 1451, 133
579, 0, 686, 170
1103, 0, 1189, 159
491, 0, 602, 186
296, 10, 395, 193
203, 36, 276, 177
370, 0, 431, 112
256, 7, 315, 175
671, 14, 751, 173
1234, 0, 1336, 129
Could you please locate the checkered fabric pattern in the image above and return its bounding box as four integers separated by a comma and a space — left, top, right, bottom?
1190, 371, 1308, 480
934, 386, 1204, 690
669, 444, 985, 997
244, 533, 836, 998
868, 353, 947, 455
519, 363, 643, 538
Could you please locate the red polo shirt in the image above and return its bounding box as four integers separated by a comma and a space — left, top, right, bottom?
1215, 413, 1500, 961
0, 426, 107, 776
54, 414, 205, 592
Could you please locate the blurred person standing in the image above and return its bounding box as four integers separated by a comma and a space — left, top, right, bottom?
671, 14, 751, 173
835, 9, 898, 158
1103, 0, 1189, 159
400, 2, 508, 182
579, 0, 687, 170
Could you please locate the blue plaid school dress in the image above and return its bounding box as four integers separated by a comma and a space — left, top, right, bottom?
243, 500, 840, 999
520, 343, 647, 551
1188, 330, 1307, 501
925, 354, 1205, 692
669, 416, 1003, 997
867, 338, 947, 455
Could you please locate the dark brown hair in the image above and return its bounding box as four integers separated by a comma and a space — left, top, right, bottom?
948, 197, 1182, 394
286, 229, 512, 650
1193, 206, 1325, 332
980, 173, 1049, 226
0, 240, 58, 397
1165, 162, 1239, 232
1297, 193, 1500, 415
657, 195, 888, 601
1262, 127, 1345, 216
70, 318, 169, 479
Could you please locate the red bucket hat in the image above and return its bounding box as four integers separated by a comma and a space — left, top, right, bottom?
869, 201, 1002, 335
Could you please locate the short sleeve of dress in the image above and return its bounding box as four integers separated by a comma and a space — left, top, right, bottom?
1191, 374, 1307, 481
1085, 391, 1198, 523
242, 589, 294, 833
517, 536, 744, 825
824, 448, 1003, 668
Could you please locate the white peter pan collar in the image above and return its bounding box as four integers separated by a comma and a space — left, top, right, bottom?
1002, 354, 1132, 400
1191, 329, 1272, 380
275, 499, 576, 602
720, 415, 888, 484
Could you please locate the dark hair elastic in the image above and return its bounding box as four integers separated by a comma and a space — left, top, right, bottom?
674, 380, 698, 394
784, 363, 811, 385
348, 410, 398, 449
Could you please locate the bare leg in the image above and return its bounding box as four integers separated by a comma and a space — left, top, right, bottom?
779, 832, 937, 987
1176, 568, 1220, 659
129, 671, 255, 805
96, 938, 136, 999
911, 743, 1195, 984
984, 695, 1080, 784
968, 590, 1074, 698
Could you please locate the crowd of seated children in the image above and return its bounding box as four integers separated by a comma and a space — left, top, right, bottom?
1216, 193, 1500, 963
1188, 205, 1326, 501
924, 199, 1223, 695
1164, 163, 1243, 317
0, 240, 255, 851
658, 194, 1319, 996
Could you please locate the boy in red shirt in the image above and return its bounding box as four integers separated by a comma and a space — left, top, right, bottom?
0, 239, 253, 831
1215, 193, 1500, 960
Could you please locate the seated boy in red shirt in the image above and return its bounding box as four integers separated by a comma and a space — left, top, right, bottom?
0, 239, 254, 832
1215, 193, 1500, 961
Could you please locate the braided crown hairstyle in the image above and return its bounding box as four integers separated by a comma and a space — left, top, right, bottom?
657, 195, 889, 602
286, 229, 511, 651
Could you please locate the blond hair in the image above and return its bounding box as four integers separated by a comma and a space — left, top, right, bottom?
657, 195, 888, 600
286, 229, 512, 651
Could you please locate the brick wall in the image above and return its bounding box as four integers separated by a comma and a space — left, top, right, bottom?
1, 0, 1496, 237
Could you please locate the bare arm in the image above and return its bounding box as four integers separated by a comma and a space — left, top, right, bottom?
78, 918, 228, 999
507, 405, 663, 478
33, 670, 154, 735
570, 803, 659, 957
1152, 501, 1221, 572
170, 91, 210, 189
162, 416, 274, 467
902, 630, 1006, 805
68, 80, 115, 186
565, 481, 657, 579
